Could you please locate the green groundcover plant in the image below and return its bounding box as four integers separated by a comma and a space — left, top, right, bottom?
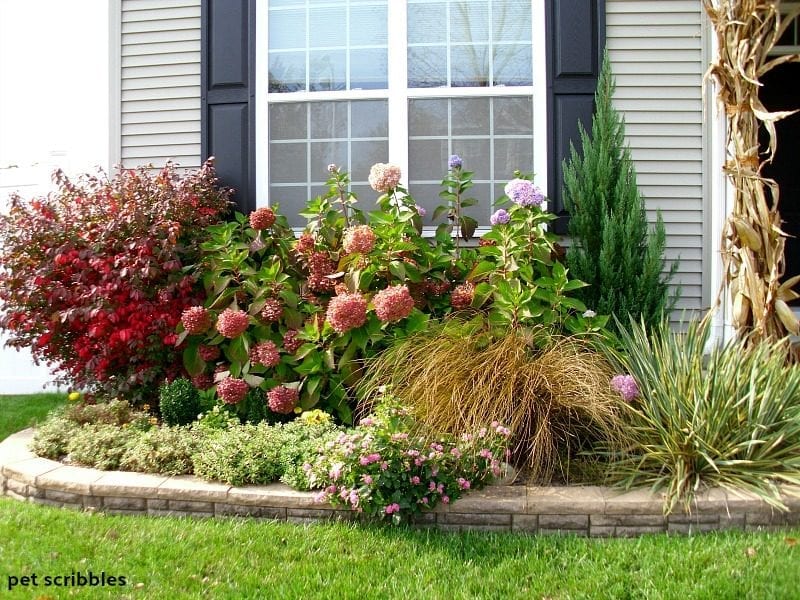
600, 316, 800, 513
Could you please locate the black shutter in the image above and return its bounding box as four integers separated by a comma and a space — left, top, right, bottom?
201, 0, 256, 214
546, 0, 605, 234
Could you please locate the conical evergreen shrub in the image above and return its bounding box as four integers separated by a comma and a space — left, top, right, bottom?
563, 51, 678, 329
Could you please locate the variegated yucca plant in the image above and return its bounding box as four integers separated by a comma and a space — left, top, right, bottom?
703, 0, 800, 344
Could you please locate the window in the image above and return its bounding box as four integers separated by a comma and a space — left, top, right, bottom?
258, 0, 547, 227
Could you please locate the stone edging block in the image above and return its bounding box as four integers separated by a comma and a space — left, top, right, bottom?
2, 429, 799, 536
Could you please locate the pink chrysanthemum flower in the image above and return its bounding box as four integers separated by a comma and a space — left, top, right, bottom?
198, 345, 221, 362
368, 163, 402, 193
260, 298, 283, 322
373, 285, 415, 323
611, 374, 640, 402
267, 385, 299, 414
342, 225, 376, 255
249, 207, 276, 230
217, 377, 249, 404
450, 282, 475, 310
216, 308, 250, 338
325, 292, 368, 333
250, 340, 280, 368
282, 329, 303, 354
504, 178, 545, 207
181, 306, 212, 334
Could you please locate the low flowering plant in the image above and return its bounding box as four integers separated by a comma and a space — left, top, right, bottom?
306, 399, 511, 524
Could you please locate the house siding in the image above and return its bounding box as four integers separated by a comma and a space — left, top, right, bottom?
120, 0, 202, 169
606, 0, 707, 316
114, 0, 708, 315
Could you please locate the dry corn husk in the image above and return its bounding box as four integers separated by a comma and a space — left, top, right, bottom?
703, 0, 800, 353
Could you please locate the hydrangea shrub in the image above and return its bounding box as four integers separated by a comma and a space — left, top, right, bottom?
181, 161, 603, 422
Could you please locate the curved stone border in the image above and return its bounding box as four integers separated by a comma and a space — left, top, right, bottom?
2, 429, 798, 536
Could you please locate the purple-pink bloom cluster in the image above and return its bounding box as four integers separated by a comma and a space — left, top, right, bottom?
611, 374, 640, 402
504, 178, 545, 207
325, 292, 368, 333
490, 209, 510, 225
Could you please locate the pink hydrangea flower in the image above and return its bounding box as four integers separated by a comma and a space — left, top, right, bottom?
450, 282, 475, 310
368, 163, 402, 193
342, 225, 376, 255
198, 344, 221, 362
249, 207, 276, 230
181, 306, 212, 334
457, 477, 471, 490
384, 503, 400, 515
362, 474, 373, 485
410, 476, 421, 485
282, 329, 303, 354
504, 178, 545, 207
216, 377, 249, 404
325, 292, 368, 333
267, 385, 299, 414
250, 340, 280, 368
260, 298, 283, 322
216, 308, 249, 338
611, 374, 640, 402
373, 285, 415, 323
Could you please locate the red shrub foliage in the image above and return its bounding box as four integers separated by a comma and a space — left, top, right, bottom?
0, 160, 231, 404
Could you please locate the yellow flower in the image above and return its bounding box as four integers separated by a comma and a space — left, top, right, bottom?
149, 417, 159, 425
67, 392, 81, 402
293, 406, 303, 414
299, 409, 331, 425
142, 404, 151, 411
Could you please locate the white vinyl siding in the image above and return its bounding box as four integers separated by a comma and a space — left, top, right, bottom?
606, 0, 707, 318
120, 0, 202, 169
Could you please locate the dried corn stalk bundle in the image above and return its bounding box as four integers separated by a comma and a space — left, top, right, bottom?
703, 0, 800, 344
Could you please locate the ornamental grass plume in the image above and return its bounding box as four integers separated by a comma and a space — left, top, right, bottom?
326, 292, 368, 333
372, 285, 415, 323
358, 322, 627, 482
216, 308, 249, 338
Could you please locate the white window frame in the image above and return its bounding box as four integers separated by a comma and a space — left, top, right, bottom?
255, 0, 549, 229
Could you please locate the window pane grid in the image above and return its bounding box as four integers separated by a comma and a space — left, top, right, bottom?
269, 0, 388, 93
408, 96, 533, 224
407, 0, 531, 88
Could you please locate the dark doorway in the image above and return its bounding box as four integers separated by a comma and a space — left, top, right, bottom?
760, 61, 800, 299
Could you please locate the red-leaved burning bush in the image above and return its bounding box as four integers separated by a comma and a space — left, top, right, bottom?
0, 160, 231, 404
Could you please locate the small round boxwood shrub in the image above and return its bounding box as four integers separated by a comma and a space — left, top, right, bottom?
191, 423, 283, 486
159, 378, 203, 426
120, 426, 201, 476
66, 423, 139, 470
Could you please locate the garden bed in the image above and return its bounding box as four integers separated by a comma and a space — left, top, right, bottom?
3, 429, 798, 537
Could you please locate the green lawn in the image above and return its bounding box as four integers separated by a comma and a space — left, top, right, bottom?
2, 394, 799, 599
0, 393, 65, 440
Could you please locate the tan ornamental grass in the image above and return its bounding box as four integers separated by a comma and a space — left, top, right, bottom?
703, 0, 800, 345
358, 324, 627, 483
